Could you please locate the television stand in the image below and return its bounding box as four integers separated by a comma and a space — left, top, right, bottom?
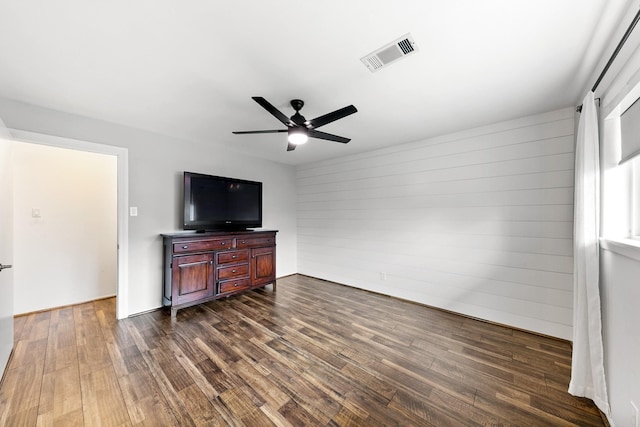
161, 230, 277, 317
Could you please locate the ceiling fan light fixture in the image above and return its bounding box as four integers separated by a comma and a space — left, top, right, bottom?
288, 128, 308, 145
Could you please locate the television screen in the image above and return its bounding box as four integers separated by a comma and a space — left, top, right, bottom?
183, 172, 262, 231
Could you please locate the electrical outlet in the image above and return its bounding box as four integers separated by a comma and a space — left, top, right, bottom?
129, 207, 138, 217
632, 401, 639, 427
379, 272, 387, 281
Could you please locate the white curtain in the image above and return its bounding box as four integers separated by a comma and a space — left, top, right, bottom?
568, 91, 610, 414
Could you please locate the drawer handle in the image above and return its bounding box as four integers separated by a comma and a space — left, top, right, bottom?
241, 241, 246, 244
232, 269, 237, 273
221, 241, 226, 245
182, 245, 189, 249
232, 255, 237, 259
234, 283, 239, 287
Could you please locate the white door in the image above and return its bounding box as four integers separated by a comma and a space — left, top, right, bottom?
0, 132, 14, 377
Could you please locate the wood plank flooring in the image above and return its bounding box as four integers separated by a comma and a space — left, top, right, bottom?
0, 274, 604, 426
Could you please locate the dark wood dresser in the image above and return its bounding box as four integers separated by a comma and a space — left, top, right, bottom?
162, 230, 277, 317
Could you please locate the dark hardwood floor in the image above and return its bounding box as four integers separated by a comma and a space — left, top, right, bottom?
0, 274, 604, 426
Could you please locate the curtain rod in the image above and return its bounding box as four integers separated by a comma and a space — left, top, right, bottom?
577, 6, 640, 113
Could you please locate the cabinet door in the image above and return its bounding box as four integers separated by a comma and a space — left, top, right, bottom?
251, 246, 275, 286
172, 253, 214, 305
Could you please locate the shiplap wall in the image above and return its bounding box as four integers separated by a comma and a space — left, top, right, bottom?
296, 108, 575, 339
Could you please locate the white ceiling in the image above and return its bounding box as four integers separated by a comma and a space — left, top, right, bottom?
0, 1, 632, 165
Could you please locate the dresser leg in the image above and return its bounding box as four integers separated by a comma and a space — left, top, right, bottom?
171, 307, 177, 318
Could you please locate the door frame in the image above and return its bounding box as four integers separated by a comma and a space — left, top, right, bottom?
8, 129, 129, 319
0, 119, 14, 378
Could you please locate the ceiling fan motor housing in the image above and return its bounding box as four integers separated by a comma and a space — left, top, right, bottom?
290, 100, 307, 125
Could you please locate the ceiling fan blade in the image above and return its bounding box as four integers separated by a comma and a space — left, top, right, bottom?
286, 142, 297, 151
308, 129, 351, 144
252, 97, 294, 127
232, 129, 288, 135
307, 105, 357, 129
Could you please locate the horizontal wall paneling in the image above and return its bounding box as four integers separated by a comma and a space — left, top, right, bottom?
296, 108, 575, 339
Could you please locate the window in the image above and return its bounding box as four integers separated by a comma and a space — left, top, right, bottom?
620, 96, 640, 239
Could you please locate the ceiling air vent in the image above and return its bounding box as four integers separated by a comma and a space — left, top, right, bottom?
360, 33, 418, 72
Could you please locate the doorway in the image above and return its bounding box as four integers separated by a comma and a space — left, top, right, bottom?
9, 129, 129, 319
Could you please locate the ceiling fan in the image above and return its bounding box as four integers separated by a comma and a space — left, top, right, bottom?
233, 97, 357, 151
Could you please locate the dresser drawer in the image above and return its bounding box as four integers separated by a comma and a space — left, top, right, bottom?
217, 249, 249, 265
236, 236, 275, 248
218, 278, 251, 294
217, 263, 249, 280
173, 238, 232, 253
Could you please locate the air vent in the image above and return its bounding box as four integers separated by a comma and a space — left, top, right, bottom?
360, 33, 418, 72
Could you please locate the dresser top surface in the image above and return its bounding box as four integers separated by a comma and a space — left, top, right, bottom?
161, 229, 278, 239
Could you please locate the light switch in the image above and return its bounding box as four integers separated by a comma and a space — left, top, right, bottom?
32, 208, 41, 218
129, 207, 138, 217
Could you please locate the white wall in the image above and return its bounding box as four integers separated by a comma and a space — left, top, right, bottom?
600, 244, 640, 427
0, 99, 298, 316
297, 108, 575, 339
12, 142, 117, 314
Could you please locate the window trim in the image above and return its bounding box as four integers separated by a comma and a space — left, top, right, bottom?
633, 158, 640, 239
600, 237, 640, 262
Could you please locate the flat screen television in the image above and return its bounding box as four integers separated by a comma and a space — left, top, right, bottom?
183, 172, 262, 231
